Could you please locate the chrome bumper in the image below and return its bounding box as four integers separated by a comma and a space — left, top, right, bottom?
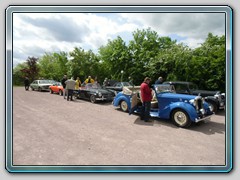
96, 97, 113, 101
195, 115, 213, 123
219, 102, 225, 109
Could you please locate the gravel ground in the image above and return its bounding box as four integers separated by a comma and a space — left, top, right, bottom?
13, 87, 226, 166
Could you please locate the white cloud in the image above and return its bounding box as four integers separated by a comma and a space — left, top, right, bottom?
12, 12, 225, 66
120, 13, 225, 47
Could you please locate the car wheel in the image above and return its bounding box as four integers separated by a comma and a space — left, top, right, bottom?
120, 100, 128, 112
207, 101, 217, 113
31, 87, 34, 91
90, 95, 96, 103
171, 109, 191, 128
38, 87, 42, 92
59, 90, 63, 96
50, 89, 53, 94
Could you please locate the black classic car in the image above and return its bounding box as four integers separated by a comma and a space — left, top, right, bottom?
74, 83, 115, 103
163, 81, 225, 113
105, 81, 133, 94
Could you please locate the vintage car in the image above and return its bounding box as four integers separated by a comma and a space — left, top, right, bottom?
30, 80, 55, 92
74, 83, 115, 103
105, 81, 134, 94
113, 84, 213, 128
49, 82, 64, 95
163, 81, 225, 113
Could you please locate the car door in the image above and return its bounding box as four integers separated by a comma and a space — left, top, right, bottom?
129, 93, 139, 115
32, 80, 38, 90
78, 88, 87, 99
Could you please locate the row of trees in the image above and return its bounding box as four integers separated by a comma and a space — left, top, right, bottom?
13, 28, 225, 92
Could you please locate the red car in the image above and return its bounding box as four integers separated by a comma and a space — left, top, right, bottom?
49, 82, 64, 95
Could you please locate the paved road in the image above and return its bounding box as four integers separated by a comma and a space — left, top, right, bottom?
13, 87, 226, 165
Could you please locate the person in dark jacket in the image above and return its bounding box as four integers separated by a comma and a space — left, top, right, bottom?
61, 75, 67, 99
140, 77, 153, 122
155, 76, 163, 84
24, 77, 30, 91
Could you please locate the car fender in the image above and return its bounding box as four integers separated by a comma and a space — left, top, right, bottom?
166, 102, 198, 122
204, 96, 219, 105
113, 94, 131, 109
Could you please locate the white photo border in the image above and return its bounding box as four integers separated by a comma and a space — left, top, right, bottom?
5, 5, 233, 173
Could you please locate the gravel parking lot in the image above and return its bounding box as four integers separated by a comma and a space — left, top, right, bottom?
13, 87, 226, 166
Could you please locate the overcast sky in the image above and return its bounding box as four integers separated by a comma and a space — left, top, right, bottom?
13, 13, 225, 66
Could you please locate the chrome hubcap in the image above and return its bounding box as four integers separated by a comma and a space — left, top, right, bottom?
121, 101, 128, 111
174, 111, 187, 125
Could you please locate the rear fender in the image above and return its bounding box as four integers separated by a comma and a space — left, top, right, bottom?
113, 94, 131, 108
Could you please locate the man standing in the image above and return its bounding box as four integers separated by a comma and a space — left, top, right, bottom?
103, 78, 110, 87
61, 75, 67, 99
140, 77, 152, 122
65, 77, 76, 101
24, 77, 30, 91
155, 76, 163, 84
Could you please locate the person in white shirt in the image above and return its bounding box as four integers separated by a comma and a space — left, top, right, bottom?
65, 77, 76, 101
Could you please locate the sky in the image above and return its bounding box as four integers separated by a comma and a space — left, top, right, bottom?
12, 12, 225, 66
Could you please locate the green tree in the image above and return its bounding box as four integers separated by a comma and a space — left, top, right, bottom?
38, 52, 68, 81
13, 62, 28, 85
128, 28, 176, 84
191, 33, 225, 91
68, 47, 102, 82
98, 36, 132, 82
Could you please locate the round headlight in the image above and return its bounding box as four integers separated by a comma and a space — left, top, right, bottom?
189, 99, 197, 106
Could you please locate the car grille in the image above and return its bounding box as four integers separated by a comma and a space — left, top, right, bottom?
43, 85, 50, 89
195, 97, 203, 111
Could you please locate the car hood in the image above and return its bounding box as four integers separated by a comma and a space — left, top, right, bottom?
191, 90, 220, 96
39, 83, 52, 86
31, 83, 52, 86
91, 88, 114, 94
158, 92, 199, 101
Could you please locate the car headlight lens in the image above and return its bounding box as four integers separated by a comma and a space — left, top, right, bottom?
200, 108, 205, 114
214, 94, 220, 99
221, 93, 225, 98
189, 99, 197, 106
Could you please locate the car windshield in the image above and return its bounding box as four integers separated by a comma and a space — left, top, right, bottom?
54, 82, 62, 86
85, 83, 101, 89
39, 80, 51, 84
154, 84, 175, 94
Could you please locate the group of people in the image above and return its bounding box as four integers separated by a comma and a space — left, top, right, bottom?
140, 76, 163, 122
24, 74, 162, 122
61, 75, 96, 101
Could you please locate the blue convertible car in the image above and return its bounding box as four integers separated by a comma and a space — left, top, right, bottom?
113, 84, 213, 128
